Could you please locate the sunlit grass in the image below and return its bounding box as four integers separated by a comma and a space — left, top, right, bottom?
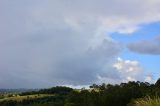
0, 94, 54, 102
129, 96, 160, 106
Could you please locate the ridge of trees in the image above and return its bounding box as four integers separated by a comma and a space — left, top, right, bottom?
66, 79, 160, 106
20, 86, 73, 96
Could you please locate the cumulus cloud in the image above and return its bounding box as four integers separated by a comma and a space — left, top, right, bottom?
0, 0, 160, 88
128, 36, 160, 55
113, 58, 153, 83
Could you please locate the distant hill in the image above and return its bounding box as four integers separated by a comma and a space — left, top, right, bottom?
0, 89, 38, 94
0, 86, 73, 106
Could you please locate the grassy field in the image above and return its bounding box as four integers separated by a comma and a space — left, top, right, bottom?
0, 94, 54, 102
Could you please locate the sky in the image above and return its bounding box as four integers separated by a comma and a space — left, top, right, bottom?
0, 0, 160, 88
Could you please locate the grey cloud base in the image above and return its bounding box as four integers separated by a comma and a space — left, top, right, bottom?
128, 36, 160, 55
0, 30, 122, 88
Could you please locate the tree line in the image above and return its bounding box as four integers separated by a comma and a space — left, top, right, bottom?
1, 79, 160, 106
66, 79, 160, 106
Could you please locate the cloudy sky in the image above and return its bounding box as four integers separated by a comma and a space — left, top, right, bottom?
0, 0, 160, 88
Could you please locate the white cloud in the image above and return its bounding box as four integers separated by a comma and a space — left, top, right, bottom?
145, 76, 153, 82
113, 58, 153, 82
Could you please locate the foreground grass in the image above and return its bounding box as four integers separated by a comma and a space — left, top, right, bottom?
128, 96, 160, 106
0, 94, 54, 102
